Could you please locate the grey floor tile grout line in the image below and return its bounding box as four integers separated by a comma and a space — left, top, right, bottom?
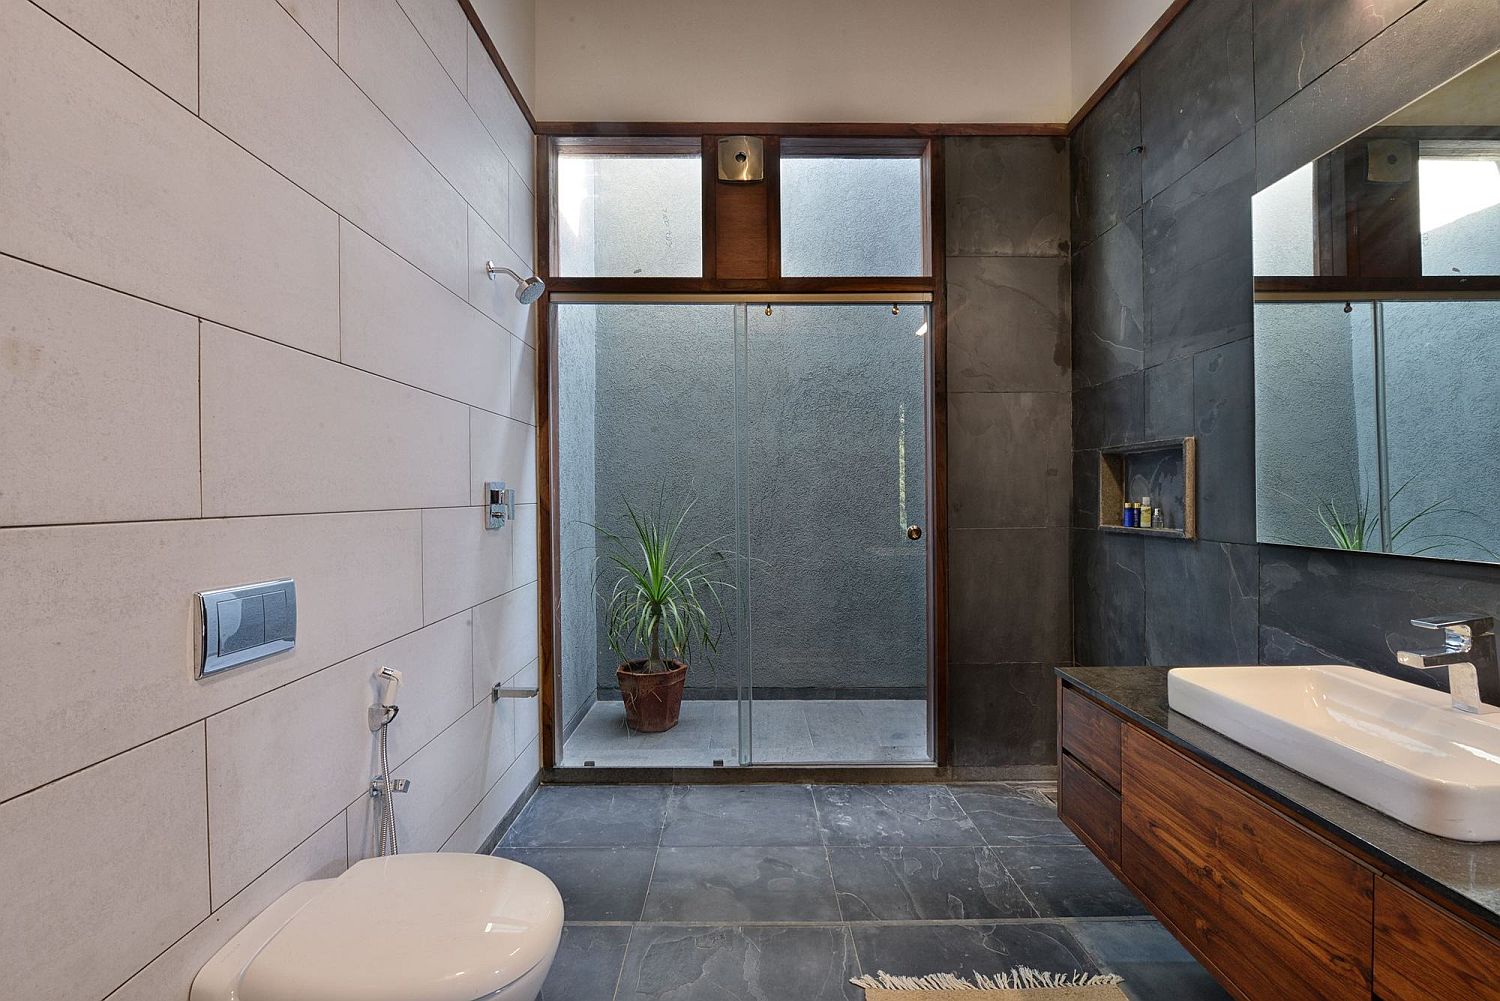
609, 923, 635, 1001
504, 785, 1213, 998
828, 788, 867, 981
557, 915, 1161, 929
635, 787, 668, 922
822, 842, 846, 923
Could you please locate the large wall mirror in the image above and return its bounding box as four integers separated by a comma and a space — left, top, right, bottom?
1252, 51, 1500, 564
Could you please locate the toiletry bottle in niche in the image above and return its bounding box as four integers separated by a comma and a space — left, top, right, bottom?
1153, 506, 1164, 530
1127, 503, 1138, 528
1121, 500, 1131, 527
1140, 497, 1153, 529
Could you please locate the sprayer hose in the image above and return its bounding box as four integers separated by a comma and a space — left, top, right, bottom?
377, 705, 399, 856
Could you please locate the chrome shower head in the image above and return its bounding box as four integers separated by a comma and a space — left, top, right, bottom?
484, 261, 547, 305
516, 275, 546, 305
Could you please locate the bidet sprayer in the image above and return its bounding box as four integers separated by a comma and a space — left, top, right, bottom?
378, 667, 403, 708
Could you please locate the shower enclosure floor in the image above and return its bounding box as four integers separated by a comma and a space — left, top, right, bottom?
560, 698, 930, 766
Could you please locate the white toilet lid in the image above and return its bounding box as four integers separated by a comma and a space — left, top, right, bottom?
237, 853, 563, 1001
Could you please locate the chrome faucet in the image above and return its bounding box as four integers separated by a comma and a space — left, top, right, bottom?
1395, 613, 1500, 715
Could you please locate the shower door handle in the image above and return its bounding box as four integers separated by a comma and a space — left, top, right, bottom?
907, 524, 922, 541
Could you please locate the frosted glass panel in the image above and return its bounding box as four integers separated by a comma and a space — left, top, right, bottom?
556, 155, 702, 277
781, 157, 924, 276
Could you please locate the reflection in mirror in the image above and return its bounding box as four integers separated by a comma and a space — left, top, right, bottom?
1253, 50, 1500, 564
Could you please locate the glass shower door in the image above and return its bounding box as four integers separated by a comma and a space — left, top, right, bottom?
555, 302, 744, 767
741, 303, 931, 764
554, 299, 932, 768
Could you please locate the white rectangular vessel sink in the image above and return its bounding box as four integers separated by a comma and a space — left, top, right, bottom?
1167, 665, 1500, 842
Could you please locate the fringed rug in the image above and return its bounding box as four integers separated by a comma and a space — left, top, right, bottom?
852, 968, 1127, 1000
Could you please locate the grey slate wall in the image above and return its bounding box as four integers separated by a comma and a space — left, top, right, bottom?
1070, 0, 1500, 681
944, 137, 1073, 768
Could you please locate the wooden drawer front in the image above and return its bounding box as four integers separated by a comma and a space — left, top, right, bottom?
1060, 686, 1121, 790
1121, 728, 1373, 1001
1060, 752, 1121, 865
1376, 880, 1500, 1001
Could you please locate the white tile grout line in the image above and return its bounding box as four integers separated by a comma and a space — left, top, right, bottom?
27, 0, 533, 341
0, 597, 536, 808
0, 499, 538, 534
0, 249, 538, 437
104, 810, 348, 999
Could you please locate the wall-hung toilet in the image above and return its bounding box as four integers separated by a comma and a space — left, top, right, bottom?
192, 853, 564, 1001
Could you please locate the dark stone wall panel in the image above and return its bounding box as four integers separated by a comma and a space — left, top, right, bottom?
1139, 0, 1255, 198
1255, 0, 1500, 187
946, 137, 1071, 257
1072, 530, 1146, 666
1070, 0, 1500, 677
1071, 71, 1144, 250
950, 663, 1060, 767
948, 256, 1070, 394
1144, 539, 1259, 664
1072, 212, 1145, 389
1251, 0, 1423, 120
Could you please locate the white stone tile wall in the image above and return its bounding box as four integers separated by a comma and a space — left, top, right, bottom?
0, 0, 539, 997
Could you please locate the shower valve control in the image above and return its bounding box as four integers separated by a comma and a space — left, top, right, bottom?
485, 481, 515, 529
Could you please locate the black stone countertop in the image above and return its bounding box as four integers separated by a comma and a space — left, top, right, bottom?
1057, 664, 1500, 929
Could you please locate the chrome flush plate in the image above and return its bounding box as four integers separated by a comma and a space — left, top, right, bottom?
196, 578, 297, 678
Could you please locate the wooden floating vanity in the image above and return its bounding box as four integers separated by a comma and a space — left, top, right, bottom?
1056, 672, 1500, 1001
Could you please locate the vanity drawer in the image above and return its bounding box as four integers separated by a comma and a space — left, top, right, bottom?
1060, 686, 1121, 790
1375, 880, 1500, 1001
1059, 751, 1121, 865
1121, 728, 1374, 1001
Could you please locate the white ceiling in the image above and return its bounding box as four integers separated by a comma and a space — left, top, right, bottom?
506, 0, 1173, 124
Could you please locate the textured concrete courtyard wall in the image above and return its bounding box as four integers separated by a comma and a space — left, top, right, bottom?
574, 301, 929, 697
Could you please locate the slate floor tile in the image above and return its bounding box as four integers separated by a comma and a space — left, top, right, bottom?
501, 784, 669, 847
1073, 919, 1232, 1001
642, 846, 839, 922
829, 846, 1038, 921
494, 846, 655, 921
850, 922, 1097, 983
948, 783, 1079, 846
540, 925, 632, 1001
814, 785, 983, 847
997, 844, 1150, 917
661, 784, 821, 846
616, 925, 861, 1001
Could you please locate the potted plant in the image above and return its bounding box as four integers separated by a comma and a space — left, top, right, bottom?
596, 499, 733, 733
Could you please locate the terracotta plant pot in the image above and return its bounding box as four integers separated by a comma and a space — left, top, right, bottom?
616, 659, 688, 733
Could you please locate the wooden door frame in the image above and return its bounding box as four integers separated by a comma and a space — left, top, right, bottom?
532, 134, 951, 772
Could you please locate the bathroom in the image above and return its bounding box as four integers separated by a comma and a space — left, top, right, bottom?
2, 0, 1499, 998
